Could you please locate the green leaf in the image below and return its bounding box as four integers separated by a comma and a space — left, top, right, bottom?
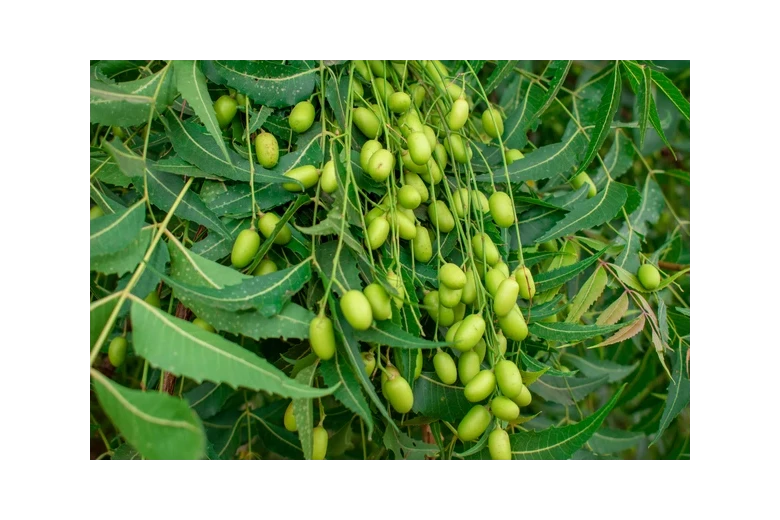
154, 156, 215, 180
130, 297, 334, 399
90, 199, 146, 257
320, 356, 374, 438
191, 218, 246, 261
91, 226, 152, 276
590, 315, 646, 349
168, 236, 249, 289
596, 292, 630, 326
594, 130, 634, 187
622, 61, 675, 157
565, 266, 608, 323
654, 342, 690, 443
529, 321, 625, 342
184, 382, 235, 420
90, 293, 121, 349
314, 240, 362, 296
533, 248, 606, 292
576, 62, 621, 174
245, 106, 273, 138
202, 60, 318, 108
629, 176, 665, 235
411, 373, 473, 423
532, 374, 610, 405
353, 320, 446, 350
91, 150, 132, 187
520, 351, 576, 378
588, 428, 644, 455
324, 72, 350, 130
615, 227, 641, 272
173, 60, 231, 163
206, 183, 295, 218
562, 354, 638, 383
251, 401, 302, 458
91, 369, 206, 460
292, 364, 317, 460
483, 60, 518, 94
636, 65, 651, 147
383, 424, 439, 460
90, 65, 175, 126
650, 69, 690, 121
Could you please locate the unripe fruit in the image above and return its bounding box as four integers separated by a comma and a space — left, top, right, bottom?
433, 143, 448, 170
472, 233, 500, 266
407, 131, 432, 166
367, 149, 395, 182
438, 305, 456, 326
320, 160, 338, 193
255, 132, 279, 168
428, 200, 455, 233
439, 285, 463, 308
362, 351, 376, 377
284, 402, 297, 432
422, 126, 437, 148
496, 261, 511, 277
403, 172, 429, 202
434, 351, 458, 384
439, 263, 467, 289
491, 396, 520, 421
461, 271, 478, 305
252, 258, 277, 276
372, 77, 395, 103
410, 84, 425, 107
340, 290, 373, 331
412, 225, 433, 263
474, 339, 487, 363
283, 164, 319, 192
451, 188, 471, 218
445, 321, 463, 344
112, 126, 126, 139
474, 191, 490, 213
381, 365, 401, 391
495, 360, 524, 398
258, 213, 292, 245
453, 314, 486, 352
482, 107, 504, 138
571, 171, 597, 198
489, 191, 515, 228
494, 277, 520, 317
309, 316, 336, 360
354, 60, 371, 81
108, 337, 127, 367
485, 267, 508, 296
444, 134, 471, 164
360, 140, 383, 171
496, 331, 508, 356
312, 426, 328, 460
458, 405, 491, 442
506, 149, 525, 164
192, 318, 216, 333
453, 302, 466, 323
289, 101, 315, 133
458, 350, 481, 385
398, 110, 424, 137
90, 205, 104, 219
384, 374, 414, 413
366, 216, 390, 250
515, 266, 536, 300
498, 305, 528, 341
353, 106, 381, 138
464, 369, 496, 402
392, 211, 417, 240
446, 98, 469, 131
488, 429, 512, 460
364, 283, 392, 321
388, 91, 411, 113
420, 159, 443, 184
511, 384, 532, 407
637, 264, 661, 290
231, 229, 261, 268
214, 95, 238, 128
351, 80, 364, 98
446, 83, 464, 100
398, 185, 422, 209
144, 291, 162, 308
386, 270, 405, 308
539, 240, 558, 252
368, 60, 387, 77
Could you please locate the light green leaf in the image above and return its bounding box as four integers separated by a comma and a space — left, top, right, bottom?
353, 320, 446, 350
90, 65, 175, 126
588, 428, 644, 455
563, 353, 638, 382
90, 293, 121, 349
565, 266, 608, 323
292, 364, 316, 460
596, 292, 630, 326
534, 248, 606, 292
576, 62, 621, 174
529, 321, 625, 342
636, 65, 651, 147
91, 226, 152, 276
90, 199, 146, 257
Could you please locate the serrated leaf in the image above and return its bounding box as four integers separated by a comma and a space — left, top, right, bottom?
565, 266, 608, 323
91, 369, 205, 460
532, 374, 609, 405
654, 342, 690, 443
615, 227, 642, 272
577, 62, 621, 174
353, 320, 446, 350
90, 199, 146, 257
622, 61, 675, 158
483, 60, 518, 94
320, 356, 373, 438
629, 176, 665, 234
292, 364, 316, 460
563, 354, 638, 383
596, 292, 630, 325
90, 180, 128, 214
651, 69, 690, 121
590, 315, 646, 349
91, 226, 152, 276
383, 424, 439, 460
534, 248, 606, 293
636, 65, 651, 147
411, 374, 473, 423
588, 428, 644, 455
130, 297, 334, 399
203, 60, 318, 108
529, 321, 625, 343
520, 351, 576, 378
315, 240, 362, 296
245, 106, 273, 138
206, 183, 295, 218
154, 156, 215, 180
90, 65, 175, 126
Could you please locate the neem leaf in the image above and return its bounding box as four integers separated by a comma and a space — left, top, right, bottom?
532, 374, 610, 405
533, 249, 606, 293
563, 353, 639, 383
320, 356, 373, 437
565, 266, 608, 323
91, 226, 152, 276
654, 342, 690, 443
411, 374, 473, 423
202, 60, 317, 108
529, 321, 625, 343
576, 62, 621, 174
588, 428, 644, 455
90, 64, 175, 126
650, 69, 690, 121
292, 364, 317, 460
353, 320, 446, 350
90, 199, 146, 257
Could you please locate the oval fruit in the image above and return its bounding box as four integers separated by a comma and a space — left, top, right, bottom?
252, 258, 277, 276
423, 290, 440, 320
255, 132, 279, 168
571, 171, 597, 198
340, 290, 373, 330
446, 98, 469, 131
451, 188, 471, 218
490, 396, 520, 422
372, 77, 394, 103
410, 84, 425, 107
423, 126, 437, 148
283, 164, 319, 192
457, 405, 491, 442
366, 216, 390, 250
289, 101, 315, 133
367, 149, 395, 182
510, 385, 532, 407
381, 365, 401, 392
258, 213, 292, 245
488, 429, 512, 460
408, 131, 432, 165
403, 172, 429, 202
427, 200, 455, 232
386, 270, 405, 308
412, 226, 433, 262
638, 264, 661, 290
309, 315, 336, 360
284, 402, 297, 432
495, 360, 524, 398
506, 149, 525, 164
445, 321, 463, 344
433, 143, 448, 170
398, 185, 421, 209
438, 285, 462, 308
464, 369, 496, 402
515, 266, 536, 300
353, 106, 381, 138
312, 426, 329, 460
398, 110, 423, 137
489, 191, 515, 228
360, 140, 383, 170
192, 318, 216, 333
485, 267, 508, 296
231, 229, 261, 268
453, 302, 466, 323
362, 351, 376, 377
494, 277, 520, 317
444, 133, 471, 164
474, 339, 486, 363
108, 337, 127, 367
437, 305, 456, 326
439, 263, 466, 289
496, 331, 508, 356
392, 211, 417, 240
497, 305, 528, 341
461, 271, 478, 305
214, 95, 238, 128
320, 160, 338, 193
482, 107, 504, 138
388, 91, 411, 113
144, 291, 162, 308
433, 351, 458, 384
363, 283, 392, 321
365, 207, 385, 226
453, 314, 486, 352
458, 350, 481, 385
90, 205, 104, 219
472, 233, 500, 266
384, 374, 414, 413
368, 60, 387, 77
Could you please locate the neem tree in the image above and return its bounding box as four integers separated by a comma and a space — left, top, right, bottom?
89, 60, 690, 460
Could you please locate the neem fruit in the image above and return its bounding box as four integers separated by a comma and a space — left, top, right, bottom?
482, 107, 504, 138
494, 277, 520, 317
489, 191, 515, 228
309, 316, 336, 360
495, 360, 524, 398
214, 95, 238, 128
488, 429, 512, 460
283, 164, 319, 192
353, 106, 382, 138
340, 290, 374, 330
258, 213, 292, 245
457, 405, 491, 442
231, 229, 261, 268
320, 160, 338, 193
383, 373, 414, 413
490, 396, 520, 422
255, 132, 279, 168
515, 266, 536, 300
289, 101, 316, 133
108, 337, 128, 367
284, 402, 297, 432
464, 370, 496, 402
458, 350, 481, 385
192, 318, 216, 333
367, 149, 395, 182
312, 426, 329, 460
498, 305, 529, 341
363, 283, 392, 321
366, 216, 390, 250
434, 351, 458, 384
637, 263, 661, 290
439, 263, 467, 289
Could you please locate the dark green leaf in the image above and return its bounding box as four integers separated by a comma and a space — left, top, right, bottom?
654, 342, 689, 443
353, 320, 446, 350
529, 321, 625, 342
202, 60, 318, 108
534, 248, 606, 292
320, 356, 374, 437
532, 374, 609, 405
563, 354, 638, 382
651, 69, 690, 121
90, 65, 175, 126
576, 62, 621, 174
588, 428, 644, 454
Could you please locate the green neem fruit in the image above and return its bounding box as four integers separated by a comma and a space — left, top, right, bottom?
401, 149, 426, 174
461, 271, 478, 305
541, 313, 559, 323
506, 149, 525, 164
412, 225, 433, 262
433, 143, 448, 170
451, 188, 471, 218
415, 350, 423, 379
637, 264, 661, 290
423, 290, 440, 320
494, 277, 520, 317
362, 351, 376, 377
283, 164, 319, 192
340, 290, 373, 331
407, 131, 432, 166
392, 211, 417, 240
474, 191, 489, 213
367, 149, 395, 182
498, 305, 528, 341
472, 233, 500, 266
458, 350, 481, 385
489, 191, 515, 228
144, 291, 162, 308
372, 77, 395, 103
485, 267, 508, 296
235, 92, 247, 106
284, 401, 297, 432
354, 60, 371, 81
439, 263, 467, 289
289, 101, 316, 133
214, 95, 238, 128
434, 351, 458, 384
364, 283, 392, 321
366, 216, 390, 250
510, 384, 532, 407
365, 206, 386, 225
192, 318, 216, 333
458, 405, 491, 442
231, 229, 261, 268
255, 132, 279, 169
474, 339, 486, 363
381, 365, 401, 391
439, 285, 463, 308
446, 98, 469, 131
410, 84, 426, 108
309, 315, 336, 360
383, 374, 414, 413
571, 171, 597, 198
420, 159, 443, 184
387, 270, 405, 308
561, 240, 579, 266
482, 107, 504, 139
360, 140, 383, 171
428, 200, 455, 233
435, 305, 454, 326
112, 126, 126, 139
388, 91, 411, 113
320, 160, 338, 193
495, 261, 509, 276
464, 369, 496, 402
108, 336, 128, 367
258, 212, 292, 245
495, 359, 523, 398
403, 172, 429, 202
422, 126, 437, 148
353, 106, 382, 138
252, 258, 277, 276
539, 240, 558, 252
454, 314, 486, 352
398, 185, 421, 209
90, 205, 104, 219
444, 133, 471, 163
515, 266, 536, 300
398, 110, 424, 137
454, 302, 466, 323
445, 321, 463, 343
368, 60, 387, 77
351, 80, 364, 98
488, 429, 512, 460
496, 331, 508, 356
312, 426, 329, 460
491, 396, 520, 421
